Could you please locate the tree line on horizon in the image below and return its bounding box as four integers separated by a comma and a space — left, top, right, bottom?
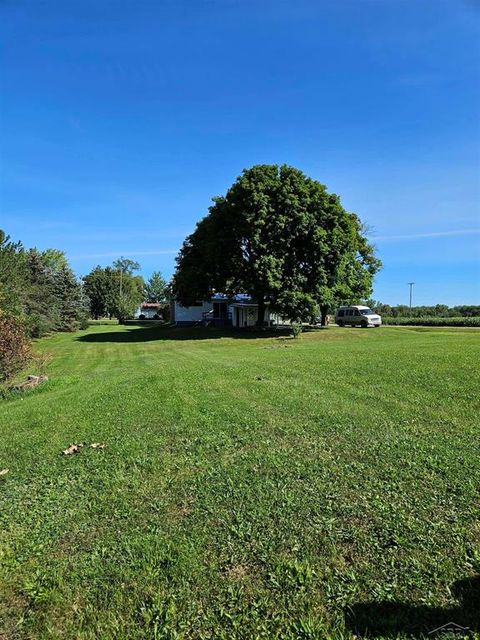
367, 301, 480, 318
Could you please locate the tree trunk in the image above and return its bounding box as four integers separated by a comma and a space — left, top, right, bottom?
320, 304, 329, 326
256, 296, 266, 327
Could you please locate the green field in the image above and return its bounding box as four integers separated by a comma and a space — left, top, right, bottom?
1, 324, 479, 639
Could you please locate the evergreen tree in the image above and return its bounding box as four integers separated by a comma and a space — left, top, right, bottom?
0, 230, 28, 317
54, 265, 89, 331
144, 271, 167, 302
24, 250, 59, 337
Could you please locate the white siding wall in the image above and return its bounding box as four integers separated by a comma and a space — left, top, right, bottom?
270, 313, 292, 326
175, 300, 213, 323
174, 300, 291, 327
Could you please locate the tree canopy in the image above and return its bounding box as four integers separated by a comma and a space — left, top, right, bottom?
83, 263, 143, 323
113, 257, 140, 276
174, 164, 381, 324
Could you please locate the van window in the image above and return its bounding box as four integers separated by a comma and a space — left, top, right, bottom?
354, 309, 360, 316
338, 309, 344, 317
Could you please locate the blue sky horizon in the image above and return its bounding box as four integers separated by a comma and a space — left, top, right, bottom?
1, 0, 479, 306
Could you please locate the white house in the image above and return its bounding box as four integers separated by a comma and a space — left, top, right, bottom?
170, 295, 289, 328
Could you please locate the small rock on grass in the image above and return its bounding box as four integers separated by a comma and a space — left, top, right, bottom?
90, 443, 106, 449
11, 375, 48, 392
0, 469, 9, 476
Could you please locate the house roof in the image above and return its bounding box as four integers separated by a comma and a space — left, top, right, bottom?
211, 293, 251, 302
231, 302, 270, 308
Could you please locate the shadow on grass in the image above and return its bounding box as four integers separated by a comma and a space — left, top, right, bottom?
345, 576, 479, 638
76, 324, 303, 343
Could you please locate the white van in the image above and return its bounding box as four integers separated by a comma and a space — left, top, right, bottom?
336, 305, 382, 328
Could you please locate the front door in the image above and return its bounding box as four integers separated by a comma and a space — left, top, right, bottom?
213, 302, 228, 319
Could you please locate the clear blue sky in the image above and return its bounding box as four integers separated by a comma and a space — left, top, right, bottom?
1, 0, 479, 305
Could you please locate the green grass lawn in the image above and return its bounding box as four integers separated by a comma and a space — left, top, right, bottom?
1, 324, 479, 639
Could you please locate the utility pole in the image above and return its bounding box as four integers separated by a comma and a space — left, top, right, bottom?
408, 282, 415, 313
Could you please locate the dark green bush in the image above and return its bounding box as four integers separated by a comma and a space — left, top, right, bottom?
78, 314, 90, 330
0, 312, 31, 383
291, 323, 303, 338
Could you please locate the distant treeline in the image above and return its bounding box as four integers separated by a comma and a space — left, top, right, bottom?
382, 316, 480, 327
369, 302, 480, 318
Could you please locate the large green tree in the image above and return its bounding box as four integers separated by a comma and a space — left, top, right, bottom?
113, 257, 143, 322
112, 274, 144, 323
83, 263, 143, 323
83, 266, 112, 319
174, 165, 381, 324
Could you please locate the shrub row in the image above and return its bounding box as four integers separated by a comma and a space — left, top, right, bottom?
0, 313, 31, 383
382, 316, 480, 327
